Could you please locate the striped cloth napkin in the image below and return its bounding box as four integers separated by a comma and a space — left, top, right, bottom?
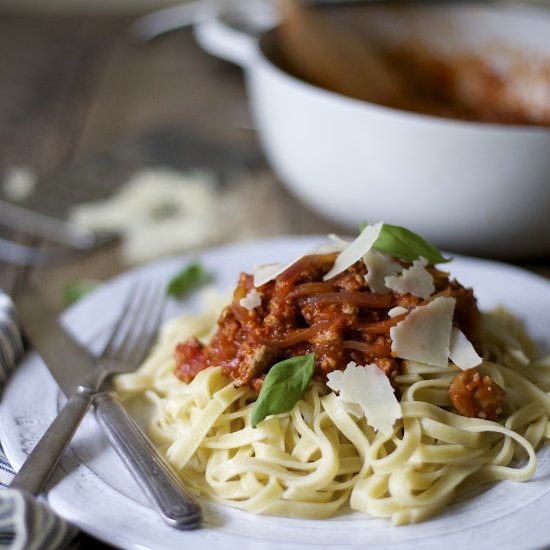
0, 291, 78, 549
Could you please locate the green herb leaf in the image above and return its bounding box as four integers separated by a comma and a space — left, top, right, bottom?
167, 263, 210, 297
371, 223, 451, 265
61, 280, 99, 306
251, 353, 315, 428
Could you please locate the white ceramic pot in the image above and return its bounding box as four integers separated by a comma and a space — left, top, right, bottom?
194, 1, 550, 259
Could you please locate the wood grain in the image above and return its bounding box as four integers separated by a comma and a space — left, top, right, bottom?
0, 15, 345, 314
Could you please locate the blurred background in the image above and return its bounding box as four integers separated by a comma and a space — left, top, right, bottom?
0, 0, 347, 310
0, 0, 549, 313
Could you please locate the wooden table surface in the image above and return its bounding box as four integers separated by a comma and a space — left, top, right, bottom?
1, 12, 549, 550
0, 13, 347, 310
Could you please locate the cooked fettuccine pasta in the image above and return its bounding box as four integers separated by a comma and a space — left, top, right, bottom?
116, 224, 550, 525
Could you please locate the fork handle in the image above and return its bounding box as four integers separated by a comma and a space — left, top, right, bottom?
10, 388, 94, 495
93, 391, 202, 529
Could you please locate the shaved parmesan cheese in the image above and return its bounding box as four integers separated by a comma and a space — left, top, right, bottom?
385, 257, 435, 299
313, 241, 349, 254
328, 234, 352, 246
327, 362, 402, 436
363, 250, 403, 293
253, 251, 309, 286
388, 306, 409, 318
239, 288, 262, 311
253, 235, 351, 286
323, 223, 383, 281
449, 327, 482, 370
390, 297, 455, 367
253, 262, 286, 287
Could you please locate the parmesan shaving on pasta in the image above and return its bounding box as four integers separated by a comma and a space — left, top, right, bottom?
390, 296, 455, 366
253, 261, 293, 288
385, 257, 435, 299
326, 362, 402, 436
239, 288, 262, 311
388, 306, 409, 318
252, 237, 349, 287
323, 222, 383, 280
363, 250, 403, 293
449, 326, 483, 370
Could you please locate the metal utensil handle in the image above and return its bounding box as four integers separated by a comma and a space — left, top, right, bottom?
94, 391, 202, 530
10, 387, 94, 495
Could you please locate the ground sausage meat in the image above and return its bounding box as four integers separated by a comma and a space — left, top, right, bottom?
448, 368, 506, 420
174, 253, 482, 397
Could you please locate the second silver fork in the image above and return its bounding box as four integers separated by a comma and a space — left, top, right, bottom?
11, 282, 201, 529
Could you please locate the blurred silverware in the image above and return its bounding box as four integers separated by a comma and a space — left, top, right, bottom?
0, 200, 115, 265
11, 282, 202, 529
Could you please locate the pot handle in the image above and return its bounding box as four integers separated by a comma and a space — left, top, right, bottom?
193, 0, 278, 68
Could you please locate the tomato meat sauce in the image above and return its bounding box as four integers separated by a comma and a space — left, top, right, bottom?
174, 253, 505, 418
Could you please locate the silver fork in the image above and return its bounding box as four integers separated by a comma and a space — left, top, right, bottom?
10, 281, 202, 529
0, 199, 115, 265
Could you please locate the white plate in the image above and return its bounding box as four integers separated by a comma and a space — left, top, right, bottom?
2, 236, 550, 550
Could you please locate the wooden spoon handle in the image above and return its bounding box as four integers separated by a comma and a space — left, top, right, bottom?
276, 0, 404, 104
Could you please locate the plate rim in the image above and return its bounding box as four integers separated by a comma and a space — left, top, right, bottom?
3, 235, 550, 550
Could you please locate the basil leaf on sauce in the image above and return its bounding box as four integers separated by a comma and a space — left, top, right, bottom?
251, 353, 315, 428
167, 263, 210, 297
360, 222, 451, 265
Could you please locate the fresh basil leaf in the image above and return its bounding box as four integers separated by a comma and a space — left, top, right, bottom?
167, 263, 210, 297
251, 353, 315, 428
373, 223, 451, 265
61, 280, 99, 306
